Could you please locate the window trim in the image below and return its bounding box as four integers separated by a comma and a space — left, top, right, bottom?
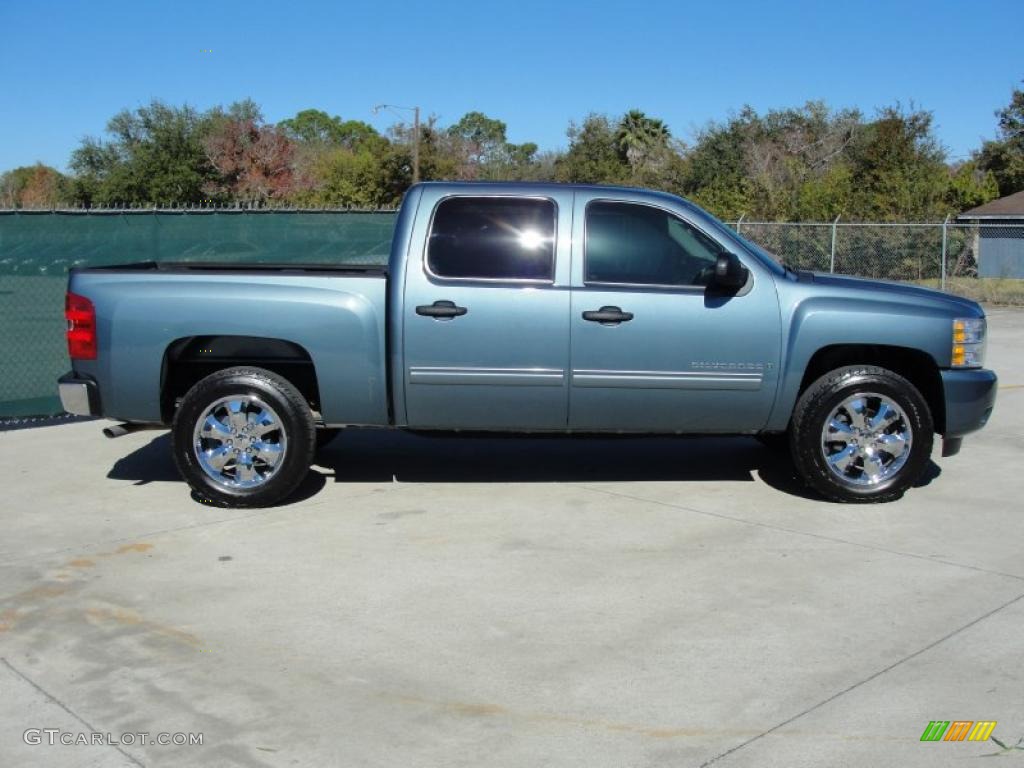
423, 194, 559, 285
582, 198, 733, 291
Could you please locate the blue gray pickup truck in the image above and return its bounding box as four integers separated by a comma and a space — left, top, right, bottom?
59, 182, 997, 507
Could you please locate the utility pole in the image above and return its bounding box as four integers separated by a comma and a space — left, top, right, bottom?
412, 106, 420, 184
373, 103, 421, 185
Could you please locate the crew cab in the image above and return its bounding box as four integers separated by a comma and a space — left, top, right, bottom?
58, 182, 997, 506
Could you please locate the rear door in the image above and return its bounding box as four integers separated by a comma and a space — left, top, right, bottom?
401, 187, 573, 430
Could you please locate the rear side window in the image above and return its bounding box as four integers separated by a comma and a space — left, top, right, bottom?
427, 197, 556, 281
585, 201, 724, 286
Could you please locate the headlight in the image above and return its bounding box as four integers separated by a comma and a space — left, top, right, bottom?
951, 317, 986, 368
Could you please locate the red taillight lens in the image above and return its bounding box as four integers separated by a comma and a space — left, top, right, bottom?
65, 292, 97, 360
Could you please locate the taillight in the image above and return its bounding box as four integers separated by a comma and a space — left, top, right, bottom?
65, 292, 97, 360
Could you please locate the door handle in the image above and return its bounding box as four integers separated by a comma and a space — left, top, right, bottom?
582, 306, 633, 325
416, 300, 468, 319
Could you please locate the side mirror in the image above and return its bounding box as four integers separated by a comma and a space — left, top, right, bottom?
713, 252, 749, 289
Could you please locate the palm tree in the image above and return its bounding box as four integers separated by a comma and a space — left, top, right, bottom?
616, 110, 670, 171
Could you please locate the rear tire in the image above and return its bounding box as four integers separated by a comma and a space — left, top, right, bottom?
790, 365, 933, 503
171, 366, 315, 507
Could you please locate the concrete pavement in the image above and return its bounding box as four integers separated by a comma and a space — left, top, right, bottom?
1, 309, 1022, 767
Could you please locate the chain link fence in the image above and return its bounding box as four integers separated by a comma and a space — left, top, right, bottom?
0, 208, 396, 418
730, 220, 1024, 284
2, 210, 1022, 419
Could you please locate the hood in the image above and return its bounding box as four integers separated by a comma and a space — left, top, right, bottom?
804, 271, 984, 318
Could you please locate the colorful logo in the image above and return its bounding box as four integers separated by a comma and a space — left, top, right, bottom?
920, 721, 997, 742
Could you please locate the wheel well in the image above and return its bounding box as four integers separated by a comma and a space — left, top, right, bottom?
161, 336, 321, 423
798, 344, 945, 433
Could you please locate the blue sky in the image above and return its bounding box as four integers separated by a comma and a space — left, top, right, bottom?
1, 0, 1021, 172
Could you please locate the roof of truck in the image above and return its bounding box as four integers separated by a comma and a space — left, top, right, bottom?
413, 180, 700, 213
416, 180, 671, 194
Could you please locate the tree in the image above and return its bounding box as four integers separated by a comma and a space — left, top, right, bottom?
389, 115, 459, 182
203, 116, 300, 204
291, 146, 402, 208
65, 139, 119, 207
977, 82, 1024, 196
844, 106, 950, 220
680, 108, 758, 218
484, 142, 550, 181
615, 109, 670, 171
792, 164, 854, 221
0, 164, 69, 208
448, 111, 508, 170
677, 101, 974, 221
279, 109, 383, 151
68, 100, 218, 205
556, 114, 629, 184
945, 161, 999, 212
680, 103, 863, 219
443, 111, 549, 181
33, 95, 1008, 215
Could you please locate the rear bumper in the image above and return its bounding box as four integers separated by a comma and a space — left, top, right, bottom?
58, 372, 102, 417
941, 368, 997, 440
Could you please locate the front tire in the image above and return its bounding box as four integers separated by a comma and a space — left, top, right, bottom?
790, 365, 933, 503
171, 367, 316, 507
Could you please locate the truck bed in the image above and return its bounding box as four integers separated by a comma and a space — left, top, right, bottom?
68, 264, 391, 426
72, 260, 388, 276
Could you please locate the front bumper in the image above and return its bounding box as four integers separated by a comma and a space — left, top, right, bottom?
940, 368, 997, 450
58, 372, 102, 416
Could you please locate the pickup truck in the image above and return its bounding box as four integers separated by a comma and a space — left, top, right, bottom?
58, 181, 997, 507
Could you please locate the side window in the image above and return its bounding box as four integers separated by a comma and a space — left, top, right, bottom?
427, 197, 556, 281
585, 201, 725, 286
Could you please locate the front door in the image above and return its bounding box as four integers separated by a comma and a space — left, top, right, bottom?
402, 190, 573, 430
569, 197, 782, 432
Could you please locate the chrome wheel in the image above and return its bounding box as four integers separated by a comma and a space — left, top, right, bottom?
192, 395, 287, 489
820, 392, 913, 487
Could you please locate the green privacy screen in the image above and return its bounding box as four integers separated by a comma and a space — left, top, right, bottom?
0, 210, 397, 418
